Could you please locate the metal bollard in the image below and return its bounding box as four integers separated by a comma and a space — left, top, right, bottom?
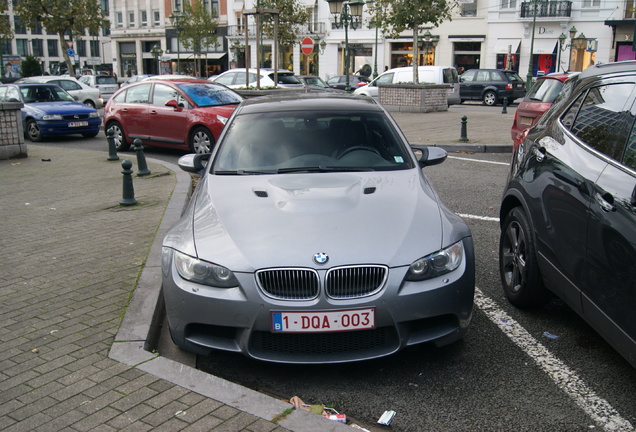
133, 139, 151, 176
120, 160, 138, 206
502, 97, 508, 114
106, 128, 119, 161
459, 115, 469, 142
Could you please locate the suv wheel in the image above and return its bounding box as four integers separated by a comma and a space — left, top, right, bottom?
483, 91, 498, 106
499, 207, 550, 307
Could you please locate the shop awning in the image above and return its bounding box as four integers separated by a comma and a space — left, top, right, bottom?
532, 39, 558, 54
494, 38, 521, 54
205, 52, 227, 60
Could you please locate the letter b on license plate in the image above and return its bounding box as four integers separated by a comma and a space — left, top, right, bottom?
271, 308, 375, 333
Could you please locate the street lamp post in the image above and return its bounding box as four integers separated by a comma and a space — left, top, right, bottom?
169, 10, 185, 73
326, 0, 365, 93
557, 26, 584, 72
364, 0, 379, 79
526, 0, 538, 92
151, 44, 163, 75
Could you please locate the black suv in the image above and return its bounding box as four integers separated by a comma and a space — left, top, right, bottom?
459, 69, 526, 106
498, 61, 636, 368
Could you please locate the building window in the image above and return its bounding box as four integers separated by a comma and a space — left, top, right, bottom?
90, 40, 100, 57
500, 0, 516, 8
16, 39, 29, 56
32, 39, 44, 56
129, 12, 135, 27
116, 12, 123, 28
582, 0, 600, 6
32, 22, 43, 34
175, 0, 183, 11
77, 40, 86, 57
47, 39, 59, 57
1, 39, 12, 55
141, 10, 148, 26
460, 1, 477, 16
101, 0, 109, 13
14, 16, 27, 34
153, 10, 161, 26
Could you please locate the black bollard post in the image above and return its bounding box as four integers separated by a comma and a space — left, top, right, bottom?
106, 128, 119, 161
120, 160, 138, 206
133, 139, 151, 176
502, 97, 508, 114
460, 115, 469, 142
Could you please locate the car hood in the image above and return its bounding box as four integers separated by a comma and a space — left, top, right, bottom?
24, 101, 96, 116
189, 170, 445, 271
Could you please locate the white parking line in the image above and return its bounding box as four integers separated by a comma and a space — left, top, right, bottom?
475, 288, 634, 431
447, 155, 510, 166
458, 213, 500, 222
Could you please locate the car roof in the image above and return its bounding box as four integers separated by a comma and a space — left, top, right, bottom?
538, 72, 576, 82
577, 60, 636, 80
235, 94, 381, 115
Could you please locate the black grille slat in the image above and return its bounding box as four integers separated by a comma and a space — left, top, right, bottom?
326, 265, 387, 299
257, 269, 319, 300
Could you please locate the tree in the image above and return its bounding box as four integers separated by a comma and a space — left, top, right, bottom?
260, 0, 310, 62
0, 5, 14, 70
21, 54, 43, 77
14, 0, 107, 78
370, 0, 455, 82
180, 0, 218, 77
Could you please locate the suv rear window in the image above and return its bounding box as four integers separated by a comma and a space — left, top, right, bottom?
96, 76, 117, 84
505, 72, 524, 83
270, 73, 301, 85
526, 78, 563, 103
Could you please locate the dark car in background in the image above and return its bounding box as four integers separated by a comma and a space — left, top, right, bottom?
498, 61, 636, 368
326, 75, 370, 91
161, 94, 475, 363
0, 83, 101, 141
297, 75, 344, 93
460, 69, 526, 106
104, 79, 242, 153
510, 72, 577, 140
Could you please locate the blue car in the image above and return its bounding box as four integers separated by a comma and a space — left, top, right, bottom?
0, 83, 101, 142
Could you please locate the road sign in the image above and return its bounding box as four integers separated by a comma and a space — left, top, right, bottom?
301, 37, 314, 55
586, 39, 598, 52
67, 49, 75, 57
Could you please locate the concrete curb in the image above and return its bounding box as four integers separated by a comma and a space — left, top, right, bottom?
108, 158, 353, 432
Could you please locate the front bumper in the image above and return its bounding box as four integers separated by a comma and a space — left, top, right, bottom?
162, 238, 475, 364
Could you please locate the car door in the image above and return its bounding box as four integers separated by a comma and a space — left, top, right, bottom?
119, 83, 152, 141
583, 85, 636, 356
459, 69, 477, 100
147, 83, 189, 148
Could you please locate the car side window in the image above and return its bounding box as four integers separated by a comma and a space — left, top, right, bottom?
563, 83, 635, 161
621, 102, 636, 170
152, 83, 179, 106
215, 73, 235, 86
56, 80, 81, 91
476, 71, 490, 82
125, 83, 151, 103
376, 73, 394, 85
6, 86, 20, 102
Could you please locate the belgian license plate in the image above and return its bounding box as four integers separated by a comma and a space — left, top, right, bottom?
520, 116, 534, 126
271, 308, 375, 333
69, 121, 88, 127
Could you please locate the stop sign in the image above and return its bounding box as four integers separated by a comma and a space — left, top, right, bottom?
301, 37, 314, 55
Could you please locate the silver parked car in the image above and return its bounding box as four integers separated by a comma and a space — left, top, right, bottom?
161, 94, 475, 363
16, 76, 103, 108
78, 74, 119, 102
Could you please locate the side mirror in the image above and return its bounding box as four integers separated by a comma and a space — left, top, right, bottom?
178, 153, 210, 174
411, 145, 447, 168
165, 99, 180, 110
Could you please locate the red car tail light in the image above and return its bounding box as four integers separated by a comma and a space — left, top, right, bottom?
506, 83, 513, 90
513, 128, 529, 151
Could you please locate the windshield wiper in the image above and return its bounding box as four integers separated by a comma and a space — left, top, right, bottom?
213, 169, 277, 175
277, 166, 374, 173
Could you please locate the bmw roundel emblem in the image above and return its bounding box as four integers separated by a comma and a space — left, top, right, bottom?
313, 252, 329, 265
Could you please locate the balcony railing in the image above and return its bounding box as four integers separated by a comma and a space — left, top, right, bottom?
228, 22, 326, 38
520, 1, 572, 18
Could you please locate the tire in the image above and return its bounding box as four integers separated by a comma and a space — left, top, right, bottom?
499, 207, 550, 307
25, 119, 43, 142
106, 121, 130, 151
84, 100, 96, 108
82, 131, 99, 138
483, 91, 498, 106
189, 126, 214, 154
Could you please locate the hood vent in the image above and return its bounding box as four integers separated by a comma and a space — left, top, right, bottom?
253, 189, 268, 198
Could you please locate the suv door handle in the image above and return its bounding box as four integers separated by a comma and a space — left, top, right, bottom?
533, 147, 546, 162
595, 192, 616, 212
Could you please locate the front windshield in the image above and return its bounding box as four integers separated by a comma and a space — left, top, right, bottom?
177, 83, 243, 107
213, 110, 415, 173
21, 85, 74, 103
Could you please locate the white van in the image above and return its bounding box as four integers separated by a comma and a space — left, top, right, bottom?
354, 66, 461, 105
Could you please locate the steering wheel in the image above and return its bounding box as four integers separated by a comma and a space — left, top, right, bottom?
338, 146, 381, 159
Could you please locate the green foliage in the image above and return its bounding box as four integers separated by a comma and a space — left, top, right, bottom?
14, 0, 108, 77
180, 0, 218, 53
0, 11, 13, 41
21, 54, 42, 77
260, 0, 310, 48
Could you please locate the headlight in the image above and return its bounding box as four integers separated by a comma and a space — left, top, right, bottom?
89, 112, 99, 118
172, 250, 238, 288
405, 241, 464, 281
42, 114, 63, 120
216, 114, 228, 124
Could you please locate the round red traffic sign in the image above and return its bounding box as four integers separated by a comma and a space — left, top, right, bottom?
301, 37, 314, 55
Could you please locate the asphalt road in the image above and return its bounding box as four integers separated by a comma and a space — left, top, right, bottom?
31, 115, 636, 432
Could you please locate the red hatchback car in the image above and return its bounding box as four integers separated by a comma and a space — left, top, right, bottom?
510, 73, 575, 141
104, 79, 243, 153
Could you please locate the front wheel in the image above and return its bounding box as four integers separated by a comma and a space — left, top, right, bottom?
190, 126, 214, 154
84, 100, 96, 108
106, 121, 130, 151
483, 91, 498, 106
25, 119, 43, 142
499, 207, 550, 307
